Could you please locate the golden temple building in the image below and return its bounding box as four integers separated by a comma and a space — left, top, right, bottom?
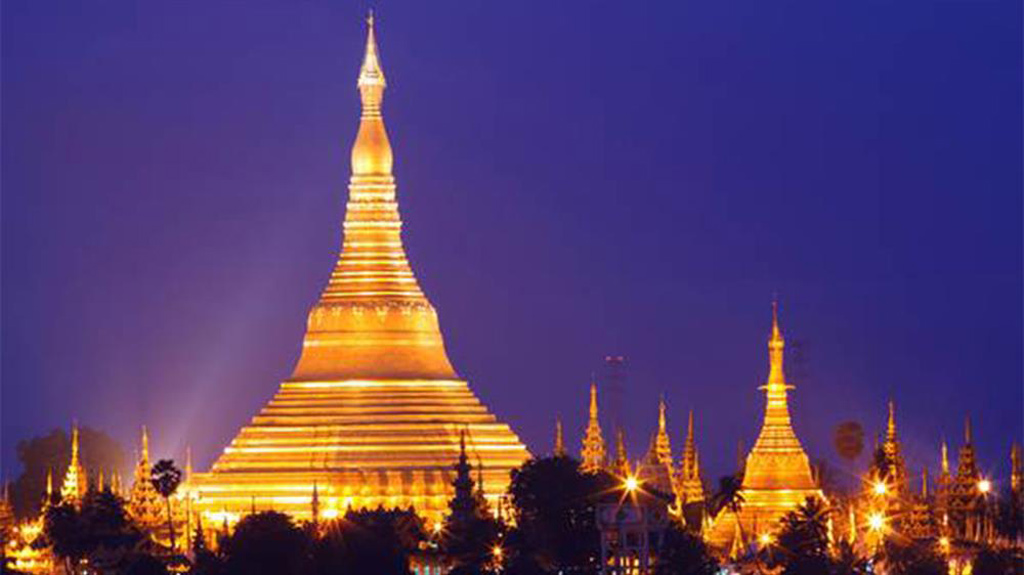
580, 382, 607, 473
59, 423, 88, 507
191, 16, 528, 524
709, 302, 823, 549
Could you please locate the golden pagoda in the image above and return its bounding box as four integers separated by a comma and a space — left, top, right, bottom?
676, 409, 704, 506
60, 423, 88, 506
129, 426, 164, 532
709, 302, 823, 549
580, 382, 607, 473
192, 15, 528, 524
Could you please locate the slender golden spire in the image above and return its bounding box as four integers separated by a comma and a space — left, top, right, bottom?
613, 428, 630, 477
678, 409, 704, 504
767, 299, 787, 387
887, 400, 897, 441
1011, 442, 1022, 494
941, 439, 950, 474
553, 417, 566, 457
580, 381, 606, 472
141, 425, 150, 463
921, 467, 928, 497
964, 415, 972, 444
655, 396, 673, 470
186, 445, 193, 482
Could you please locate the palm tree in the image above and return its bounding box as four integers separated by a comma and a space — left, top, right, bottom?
150, 459, 182, 553
832, 540, 871, 575
710, 474, 746, 549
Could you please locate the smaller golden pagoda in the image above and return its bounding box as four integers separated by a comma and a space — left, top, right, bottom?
553, 417, 567, 457
59, 423, 88, 506
580, 382, 607, 472
676, 409, 704, 506
709, 302, 823, 549
128, 426, 164, 532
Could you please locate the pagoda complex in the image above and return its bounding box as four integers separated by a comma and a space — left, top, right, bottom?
709, 303, 823, 549
191, 16, 528, 523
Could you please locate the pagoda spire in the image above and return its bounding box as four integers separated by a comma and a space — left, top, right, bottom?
128, 426, 162, 530
1012, 442, 1022, 496
883, 400, 908, 494
612, 428, 630, 477
580, 381, 606, 473
941, 439, 951, 475
655, 396, 673, 471
289, 12, 456, 381
743, 301, 816, 488
553, 417, 566, 457
60, 422, 87, 505
677, 409, 704, 505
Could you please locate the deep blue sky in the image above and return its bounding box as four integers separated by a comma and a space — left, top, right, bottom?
3, 1, 1021, 487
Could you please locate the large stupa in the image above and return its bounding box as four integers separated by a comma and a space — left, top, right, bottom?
709, 303, 823, 550
192, 16, 529, 524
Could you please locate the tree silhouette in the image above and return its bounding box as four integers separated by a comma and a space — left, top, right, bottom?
506, 456, 614, 574
775, 497, 831, 575
222, 511, 310, 575
709, 474, 746, 549
150, 459, 182, 552
831, 540, 871, 575
653, 523, 718, 575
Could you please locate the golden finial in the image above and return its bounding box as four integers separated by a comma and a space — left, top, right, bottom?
589, 381, 599, 419
358, 10, 386, 94
554, 417, 566, 457
964, 415, 972, 444
70, 421, 80, 465
771, 298, 781, 342
658, 396, 667, 433
887, 400, 897, 441
941, 438, 950, 474
141, 425, 150, 461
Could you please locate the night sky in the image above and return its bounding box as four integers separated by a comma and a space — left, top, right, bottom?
2, 1, 1021, 488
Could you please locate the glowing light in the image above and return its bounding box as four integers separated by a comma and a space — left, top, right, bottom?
492, 545, 503, 559
868, 512, 886, 532
322, 508, 339, 520
977, 479, 991, 494
872, 481, 888, 496
758, 533, 774, 547
624, 476, 639, 493
432, 521, 443, 534
939, 536, 950, 551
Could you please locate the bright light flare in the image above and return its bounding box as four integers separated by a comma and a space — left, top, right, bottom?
758, 533, 774, 547
872, 481, 887, 496
867, 512, 886, 532
624, 476, 639, 493
492, 545, 504, 559
322, 508, 339, 520
978, 479, 991, 494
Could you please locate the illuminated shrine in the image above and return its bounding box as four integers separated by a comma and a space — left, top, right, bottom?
708, 303, 823, 549
192, 16, 529, 524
